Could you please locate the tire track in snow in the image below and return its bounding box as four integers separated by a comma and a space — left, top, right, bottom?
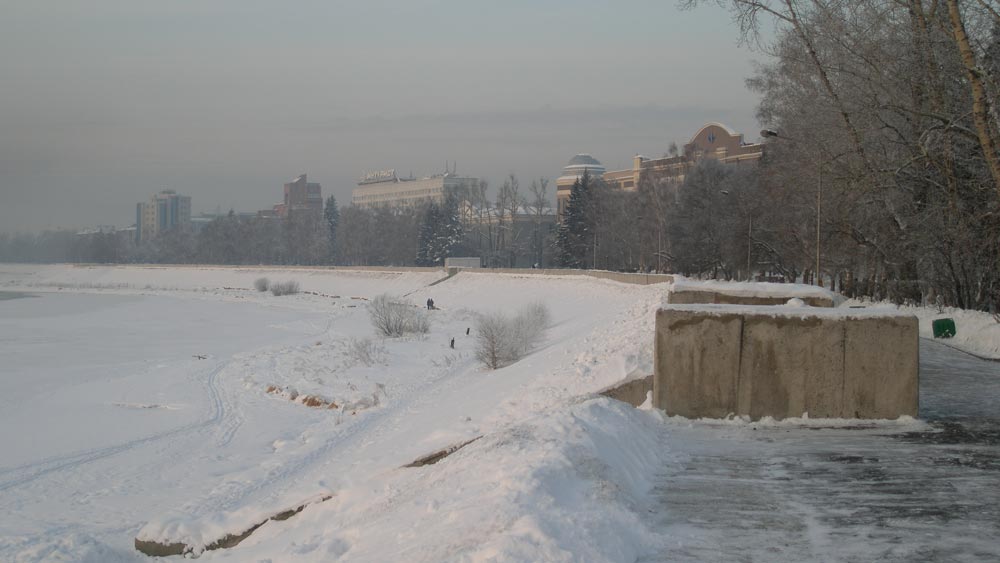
0, 315, 340, 494
0, 360, 230, 493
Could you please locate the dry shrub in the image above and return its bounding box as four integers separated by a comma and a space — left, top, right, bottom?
270, 280, 300, 296
368, 294, 430, 337
254, 277, 270, 292
348, 337, 387, 366
475, 302, 550, 369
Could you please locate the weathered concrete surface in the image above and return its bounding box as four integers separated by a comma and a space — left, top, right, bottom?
739, 315, 845, 419
844, 316, 919, 418
655, 306, 918, 419
655, 309, 743, 418
599, 374, 653, 407
667, 288, 835, 308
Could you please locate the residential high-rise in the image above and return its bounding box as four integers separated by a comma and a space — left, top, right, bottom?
136, 190, 191, 244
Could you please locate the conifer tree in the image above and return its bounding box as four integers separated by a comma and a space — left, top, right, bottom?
435, 190, 463, 264
555, 172, 592, 268
416, 202, 441, 266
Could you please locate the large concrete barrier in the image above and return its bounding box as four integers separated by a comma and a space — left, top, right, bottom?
654, 305, 918, 420
667, 279, 836, 307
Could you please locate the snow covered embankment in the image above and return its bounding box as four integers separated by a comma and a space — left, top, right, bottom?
196, 398, 669, 562
0, 264, 671, 561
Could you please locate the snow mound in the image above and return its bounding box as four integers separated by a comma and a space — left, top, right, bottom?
200, 398, 669, 562
671, 276, 837, 300
3, 533, 141, 563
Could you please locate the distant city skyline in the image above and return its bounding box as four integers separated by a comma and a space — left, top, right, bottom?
0, 1, 765, 232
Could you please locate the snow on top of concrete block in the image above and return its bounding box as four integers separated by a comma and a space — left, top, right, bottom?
670, 276, 837, 300
661, 303, 917, 320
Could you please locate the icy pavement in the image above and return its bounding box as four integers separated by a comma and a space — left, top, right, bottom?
645, 340, 1000, 562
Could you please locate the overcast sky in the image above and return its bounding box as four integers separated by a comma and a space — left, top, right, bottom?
0, 0, 764, 232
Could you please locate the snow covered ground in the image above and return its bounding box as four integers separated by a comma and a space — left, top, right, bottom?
0, 265, 666, 561
1, 264, 998, 562
845, 298, 1000, 360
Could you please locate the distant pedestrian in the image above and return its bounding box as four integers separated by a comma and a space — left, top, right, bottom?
450, 337, 455, 349
427, 298, 435, 310
466, 327, 470, 335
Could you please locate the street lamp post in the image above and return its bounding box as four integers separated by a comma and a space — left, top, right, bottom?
761, 129, 824, 287
721, 188, 754, 281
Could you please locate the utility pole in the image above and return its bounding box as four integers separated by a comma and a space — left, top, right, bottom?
816, 167, 822, 287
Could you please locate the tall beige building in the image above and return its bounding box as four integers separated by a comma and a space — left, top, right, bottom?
352, 169, 478, 209
556, 123, 764, 218
136, 190, 191, 244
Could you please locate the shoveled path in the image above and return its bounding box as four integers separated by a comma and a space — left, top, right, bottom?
645, 340, 1000, 562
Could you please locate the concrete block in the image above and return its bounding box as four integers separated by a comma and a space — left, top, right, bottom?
654, 305, 918, 420
655, 308, 743, 417
738, 315, 844, 419
844, 316, 919, 418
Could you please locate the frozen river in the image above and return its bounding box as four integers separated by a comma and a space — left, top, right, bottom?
0, 292, 332, 558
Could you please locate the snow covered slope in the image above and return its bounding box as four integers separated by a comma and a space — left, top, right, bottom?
0, 265, 668, 561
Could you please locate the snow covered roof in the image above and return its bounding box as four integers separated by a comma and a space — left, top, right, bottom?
567, 154, 602, 167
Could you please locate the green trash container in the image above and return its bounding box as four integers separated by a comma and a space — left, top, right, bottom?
932, 318, 956, 339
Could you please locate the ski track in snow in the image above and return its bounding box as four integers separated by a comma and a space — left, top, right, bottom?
0, 360, 229, 493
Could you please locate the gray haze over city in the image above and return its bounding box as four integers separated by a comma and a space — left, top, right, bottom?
0, 1, 761, 233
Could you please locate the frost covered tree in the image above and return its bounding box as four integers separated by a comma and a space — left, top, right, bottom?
494, 174, 526, 267
416, 193, 463, 266
324, 195, 339, 263
436, 190, 464, 263
527, 177, 553, 267
681, 0, 1000, 308
416, 202, 441, 266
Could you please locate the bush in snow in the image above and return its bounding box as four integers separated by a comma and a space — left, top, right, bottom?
475, 302, 550, 369
368, 294, 430, 337
254, 277, 270, 292
270, 280, 300, 296
347, 337, 387, 367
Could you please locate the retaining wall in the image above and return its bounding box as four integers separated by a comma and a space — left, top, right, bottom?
654, 306, 918, 420
454, 268, 673, 286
